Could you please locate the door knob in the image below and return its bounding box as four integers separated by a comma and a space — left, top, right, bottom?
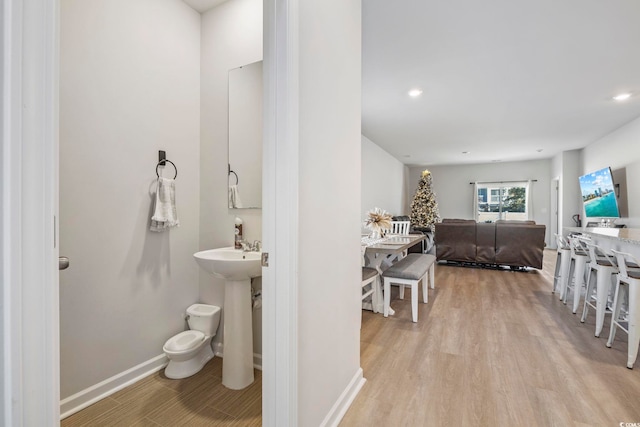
59, 256, 69, 270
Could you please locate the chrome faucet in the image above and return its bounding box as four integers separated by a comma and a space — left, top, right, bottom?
251, 240, 262, 252
240, 240, 252, 252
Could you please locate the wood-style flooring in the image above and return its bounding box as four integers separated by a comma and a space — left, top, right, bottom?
61, 359, 261, 426
341, 249, 640, 426
64, 249, 640, 426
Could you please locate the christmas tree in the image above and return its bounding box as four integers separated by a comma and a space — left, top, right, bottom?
410, 169, 441, 230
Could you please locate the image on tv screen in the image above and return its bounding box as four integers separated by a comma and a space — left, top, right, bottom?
578, 167, 620, 218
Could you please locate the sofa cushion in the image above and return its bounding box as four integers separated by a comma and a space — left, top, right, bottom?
476, 223, 496, 263
495, 219, 536, 225
442, 218, 476, 224
435, 222, 477, 262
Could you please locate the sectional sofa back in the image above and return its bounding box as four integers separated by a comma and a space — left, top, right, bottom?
494, 221, 545, 269
435, 219, 545, 269
435, 219, 477, 262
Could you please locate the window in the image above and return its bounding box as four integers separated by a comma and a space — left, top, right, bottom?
475, 182, 529, 222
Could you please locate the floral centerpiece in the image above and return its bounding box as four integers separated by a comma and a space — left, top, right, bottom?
364, 207, 393, 239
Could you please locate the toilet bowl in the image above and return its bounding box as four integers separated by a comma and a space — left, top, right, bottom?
163, 303, 221, 379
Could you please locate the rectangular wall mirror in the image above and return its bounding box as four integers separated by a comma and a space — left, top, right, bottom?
228, 60, 263, 209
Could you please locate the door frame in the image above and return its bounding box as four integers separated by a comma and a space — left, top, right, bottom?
3, 0, 300, 425
262, 0, 300, 425
550, 177, 560, 249
2, 0, 60, 425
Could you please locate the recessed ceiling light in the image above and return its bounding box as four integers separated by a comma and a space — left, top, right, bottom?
462, 151, 470, 154
613, 93, 632, 101
408, 89, 423, 97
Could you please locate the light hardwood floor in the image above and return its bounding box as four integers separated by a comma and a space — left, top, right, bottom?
341, 249, 640, 426
64, 249, 640, 426
61, 359, 261, 426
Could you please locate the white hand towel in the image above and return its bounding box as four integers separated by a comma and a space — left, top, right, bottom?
228, 184, 243, 208
150, 177, 179, 232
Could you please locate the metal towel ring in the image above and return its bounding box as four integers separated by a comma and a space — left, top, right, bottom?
156, 159, 177, 179
228, 164, 239, 185
229, 170, 239, 185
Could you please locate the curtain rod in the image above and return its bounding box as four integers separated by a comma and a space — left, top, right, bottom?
469, 180, 537, 185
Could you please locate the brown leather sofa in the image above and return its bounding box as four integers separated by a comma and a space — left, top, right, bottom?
434, 219, 546, 269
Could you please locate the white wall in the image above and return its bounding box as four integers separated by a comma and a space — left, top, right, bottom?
409, 159, 552, 244
199, 0, 263, 355
561, 150, 581, 228
361, 135, 408, 220
298, 0, 362, 425
59, 0, 201, 398
581, 115, 640, 226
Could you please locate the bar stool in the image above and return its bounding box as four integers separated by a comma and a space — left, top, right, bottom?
553, 234, 571, 295
562, 236, 589, 310
606, 250, 640, 369
580, 242, 618, 336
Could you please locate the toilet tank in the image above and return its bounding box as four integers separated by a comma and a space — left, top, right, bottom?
186, 304, 221, 336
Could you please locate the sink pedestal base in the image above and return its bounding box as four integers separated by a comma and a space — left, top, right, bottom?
222, 278, 254, 390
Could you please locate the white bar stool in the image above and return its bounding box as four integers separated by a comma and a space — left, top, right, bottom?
607, 250, 640, 369
580, 242, 618, 336
562, 236, 589, 311
553, 233, 571, 295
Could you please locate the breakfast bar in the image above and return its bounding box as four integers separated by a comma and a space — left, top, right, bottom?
565, 227, 640, 256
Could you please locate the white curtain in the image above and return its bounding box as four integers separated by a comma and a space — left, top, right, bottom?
472, 182, 479, 221
526, 180, 533, 220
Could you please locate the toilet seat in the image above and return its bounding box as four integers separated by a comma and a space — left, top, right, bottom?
164, 330, 205, 353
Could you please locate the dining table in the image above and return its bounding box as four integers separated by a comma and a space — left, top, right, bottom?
362, 233, 426, 314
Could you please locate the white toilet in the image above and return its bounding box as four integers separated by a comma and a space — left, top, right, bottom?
163, 303, 221, 379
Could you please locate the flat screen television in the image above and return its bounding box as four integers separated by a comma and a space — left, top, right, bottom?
578, 167, 620, 218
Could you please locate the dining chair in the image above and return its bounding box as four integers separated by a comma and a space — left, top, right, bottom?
390, 220, 410, 235
361, 246, 379, 313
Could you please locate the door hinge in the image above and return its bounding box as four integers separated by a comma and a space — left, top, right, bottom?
261, 252, 269, 267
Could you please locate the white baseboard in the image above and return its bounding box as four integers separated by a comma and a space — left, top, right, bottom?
213, 342, 263, 370
60, 354, 168, 420
320, 368, 366, 427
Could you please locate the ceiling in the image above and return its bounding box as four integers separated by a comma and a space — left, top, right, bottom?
362, 0, 640, 165
182, 0, 227, 13
186, 0, 640, 166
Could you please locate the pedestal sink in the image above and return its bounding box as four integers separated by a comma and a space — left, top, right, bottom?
194, 247, 261, 390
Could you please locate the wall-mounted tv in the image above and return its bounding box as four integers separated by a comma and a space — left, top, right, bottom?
578, 167, 620, 218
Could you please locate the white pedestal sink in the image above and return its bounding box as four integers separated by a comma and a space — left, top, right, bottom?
194, 247, 261, 390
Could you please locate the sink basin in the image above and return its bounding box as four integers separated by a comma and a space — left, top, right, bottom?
194, 247, 262, 280
193, 246, 262, 390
